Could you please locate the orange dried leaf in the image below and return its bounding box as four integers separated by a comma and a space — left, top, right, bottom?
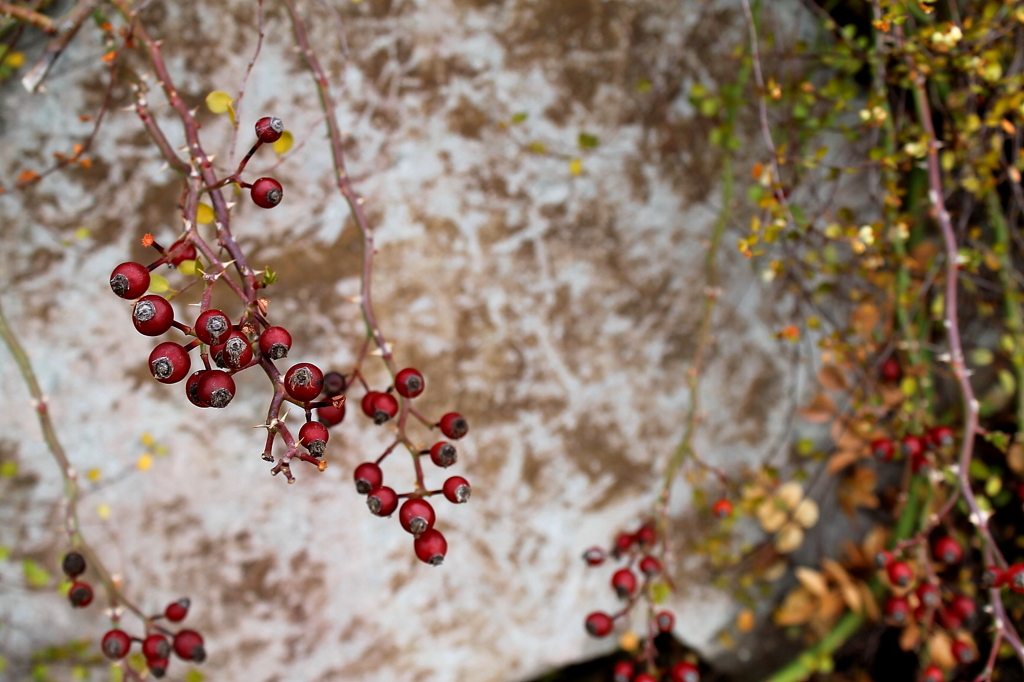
827, 450, 860, 474
79, 158, 92, 168
851, 302, 880, 339
859, 582, 880, 620
817, 591, 846, 625
900, 621, 921, 651
774, 586, 816, 626
736, 609, 755, 632
795, 567, 829, 598
929, 632, 956, 670
818, 364, 848, 392
101, 51, 116, 63
799, 393, 836, 423
17, 169, 39, 183
777, 324, 801, 342
72, 143, 84, 155
751, 162, 764, 180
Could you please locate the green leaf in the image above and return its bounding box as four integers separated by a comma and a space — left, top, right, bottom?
185, 670, 205, 682
0, 545, 8, 561
971, 348, 994, 366
577, 132, 599, 149
510, 112, 528, 124
0, 461, 17, 478
984, 431, 1010, 452
262, 267, 277, 287
23, 559, 51, 588
999, 369, 1016, 395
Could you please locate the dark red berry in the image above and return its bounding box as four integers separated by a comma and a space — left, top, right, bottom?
258, 326, 292, 360
612, 661, 634, 682
885, 596, 909, 624
322, 371, 346, 396
887, 561, 913, 588
910, 453, 930, 475
1007, 563, 1024, 593
916, 582, 940, 608
671, 662, 700, 682
635, 675, 657, 682
901, 434, 924, 459
196, 370, 235, 409
149, 342, 191, 384
68, 581, 93, 607
871, 438, 895, 461
211, 331, 253, 370
928, 425, 955, 448
712, 498, 733, 518
167, 239, 196, 266
62, 551, 86, 578
655, 610, 675, 632
874, 550, 894, 570
951, 640, 976, 665
299, 421, 329, 457
102, 629, 132, 660
438, 412, 468, 439
194, 309, 230, 346
255, 116, 284, 143
353, 462, 383, 494
934, 536, 963, 564
949, 594, 976, 620
442, 476, 471, 504
148, 658, 169, 678
635, 523, 656, 546
614, 532, 634, 556
164, 598, 190, 622
638, 556, 661, 576
142, 634, 171, 661
371, 392, 399, 425
318, 401, 346, 426
414, 528, 448, 565
284, 363, 324, 402
399, 498, 436, 535
110, 262, 151, 299
981, 565, 1006, 589
611, 568, 637, 598
172, 629, 205, 663
921, 664, 944, 682
367, 486, 398, 516
582, 547, 606, 566
185, 370, 210, 408
394, 367, 425, 398
584, 611, 613, 637
251, 177, 283, 208
936, 605, 962, 631
880, 356, 901, 382
133, 295, 174, 336
429, 441, 457, 468
361, 391, 382, 418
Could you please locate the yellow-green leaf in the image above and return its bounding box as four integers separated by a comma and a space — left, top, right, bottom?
177, 260, 198, 276
205, 90, 233, 114
147, 273, 169, 294
272, 131, 294, 155
185, 670, 205, 682
196, 203, 214, 224
0, 461, 16, 478
23, 559, 51, 588
569, 158, 583, 176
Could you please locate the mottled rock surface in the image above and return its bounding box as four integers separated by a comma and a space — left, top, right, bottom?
0, 0, 805, 680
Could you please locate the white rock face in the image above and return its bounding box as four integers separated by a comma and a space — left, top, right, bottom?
0, 0, 804, 680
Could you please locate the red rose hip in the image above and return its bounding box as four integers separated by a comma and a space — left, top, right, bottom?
399, 498, 436, 535
196, 370, 235, 408
284, 363, 324, 402
438, 412, 468, 439
585, 611, 613, 637
255, 116, 284, 143
142, 634, 171, 660
149, 342, 191, 384
429, 441, 457, 468
165, 598, 190, 622
102, 629, 132, 659
353, 462, 383, 494
68, 581, 93, 607
414, 528, 448, 566
394, 367, 425, 398
133, 295, 174, 336
110, 262, 151, 299
258, 326, 292, 360
172, 629, 205, 663
194, 309, 230, 345
370, 392, 398, 425
251, 177, 283, 208
442, 476, 471, 503
367, 486, 398, 516
299, 420, 329, 457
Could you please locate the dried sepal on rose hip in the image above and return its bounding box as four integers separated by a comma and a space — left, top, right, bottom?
110, 262, 151, 299
255, 116, 284, 143
250, 177, 283, 209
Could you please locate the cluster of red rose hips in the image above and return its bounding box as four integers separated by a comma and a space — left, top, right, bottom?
62, 552, 204, 677
875, 537, 985, 677
349, 368, 471, 566
582, 523, 700, 682
870, 424, 955, 473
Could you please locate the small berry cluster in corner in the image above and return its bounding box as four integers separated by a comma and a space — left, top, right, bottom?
63, 551, 204, 679
582, 523, 700, 682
